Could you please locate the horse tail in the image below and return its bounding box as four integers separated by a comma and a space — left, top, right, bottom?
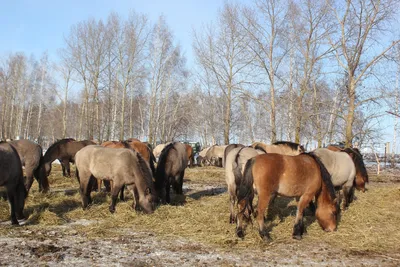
155, 142, 175, 189
254, 144, 267, 154
236, 157, 256, 220
232, 147, 246, 187
307, 152, 336, 200
148, 147, 156, 176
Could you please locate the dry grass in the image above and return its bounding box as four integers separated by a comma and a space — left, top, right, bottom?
1, 164, 400, 255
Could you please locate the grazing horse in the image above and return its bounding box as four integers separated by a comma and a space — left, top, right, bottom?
42, 139, 96, 178
155, 142, 188, 204
314, 148, 357, 209
0, 142, 27, 225
9, 139, 49, 193
327, 145, 369, 192
225, 146, 264, 223
205, 145, 228, 167
197, 147, 211, 166
236, 153, 337, 241
75, 145, 156, 214
251, 141, 305, 155
185, 144, 195, 168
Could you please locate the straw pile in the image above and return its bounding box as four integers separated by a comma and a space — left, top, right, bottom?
0, 164, 399, 255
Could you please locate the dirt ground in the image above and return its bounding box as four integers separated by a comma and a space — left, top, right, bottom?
0, 165, 400, 266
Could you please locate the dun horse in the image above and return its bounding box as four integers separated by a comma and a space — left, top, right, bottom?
327, 145, 369, 192
236, 153, 337, 241
251, 141, 305, 155
9, 139, 49, 193
225, 146, 264, 223
75, 145, 157, 213
0, 142, 27, 225
42, 139, 96, 178
155, 142, 188, 204
204, 145, 228, 167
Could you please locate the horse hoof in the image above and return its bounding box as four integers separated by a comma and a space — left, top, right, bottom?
236, 228, 245, 238
11, 220, 19, 226
109, 207, 116, 214
292, 234, 302, 240
229, 216, 236, 224
262, 235, 272, 242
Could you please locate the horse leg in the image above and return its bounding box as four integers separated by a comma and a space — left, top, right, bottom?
256, 192, 271, 241
24, 170, 35, 193
129, 185, 140, 211
80, 173, 93, 209
61, 161, 66, 176
96, 178, 102, 192
109, 182, 124, 214
292, 194, 313, 240
61, 159, 69, 177
119, 185, 125, 201
7, 188, 19, 225
66, 162, 71, 177
229, 188, 236, 224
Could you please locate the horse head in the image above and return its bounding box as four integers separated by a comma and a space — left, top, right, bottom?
139, 187, 157, 214
316, 197, 338, 232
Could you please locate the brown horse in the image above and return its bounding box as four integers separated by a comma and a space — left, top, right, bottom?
236, 153, 337, 241
185, 144, 195, 168
42, 139, 96, 178
251, 141, 305, 155
327, 145, 369, 192
0, 142, 27, 225
127, 140, 156, 175
155, 142, 188, 204
75, 145, 157, 213
9, 139, 49, 193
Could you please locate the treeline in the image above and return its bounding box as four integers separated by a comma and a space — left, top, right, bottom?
0, 0, 399, 149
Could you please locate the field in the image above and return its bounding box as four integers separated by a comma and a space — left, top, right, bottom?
1, 164, 400, 266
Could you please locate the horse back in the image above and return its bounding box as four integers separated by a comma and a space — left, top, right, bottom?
252, 153, 322, 197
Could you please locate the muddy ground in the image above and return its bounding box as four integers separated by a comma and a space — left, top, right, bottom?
0, 166, 400, 266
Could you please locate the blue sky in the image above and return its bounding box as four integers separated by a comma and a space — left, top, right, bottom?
0, 0, 228, 65
0, 0, 397, 152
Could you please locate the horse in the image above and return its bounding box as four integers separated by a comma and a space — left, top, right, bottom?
205, 145, 228, 167
127, 140, 156, 175
223, 144, 245, 169
327, 145, 369, 192
225, 146, 264, 223
236, 153, 337, 241
197, 147, 211, 166
313, 148, 357, 209
153, 144, 167, 160
185, 144, 195, 168
155, 142, 188, 204
9, 139, 49, 193
75, 145, 157, 214
42, 139, 96, 178
251, 141, 305, 155
0, 142, 28, 225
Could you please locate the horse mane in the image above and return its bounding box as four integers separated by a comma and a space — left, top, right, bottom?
236, 157, 256, 220
120, 140, 131, 149
306, 152, 336, 200
254, 144, 267, 154
155, 142, 176, 189
344, 148, 369, 182
133, 150, 154, 190
273, 141, 301, 151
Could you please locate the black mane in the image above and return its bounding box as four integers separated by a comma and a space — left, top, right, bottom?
155, 142, 176, 188
273, 141, 301, 151
46, 138, 75, 155
344, 148, 369, 182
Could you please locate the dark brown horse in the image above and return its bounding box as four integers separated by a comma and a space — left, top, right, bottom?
75, 145, 157, 214
42, 139, 96, 178
155, 142, 188, 204
9, 139, 49, 193
327, 145, 369, 192
0, 142, 27, 225
236, 153, 337, 241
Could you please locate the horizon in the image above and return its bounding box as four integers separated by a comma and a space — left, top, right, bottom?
0, 0, 398, 153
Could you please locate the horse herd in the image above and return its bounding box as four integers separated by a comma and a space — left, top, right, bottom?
0, 138, 369, 243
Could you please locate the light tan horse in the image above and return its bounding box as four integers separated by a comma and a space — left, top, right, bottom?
236, 153, 337, 241
197, 146, 211, 166
251, 141, 305, 155
205, 145, 228, 167
313, 148, 356, 209
225, 146, 265, 223
153, 143, 167, 160
75, 145, 156, 214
